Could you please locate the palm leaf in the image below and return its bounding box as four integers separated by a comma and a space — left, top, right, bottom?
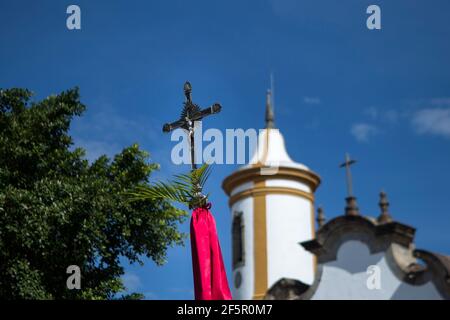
199, 165, 212, 188
126, 163, 212, 209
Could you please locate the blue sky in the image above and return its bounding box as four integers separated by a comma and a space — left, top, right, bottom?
1, 0, 450, 299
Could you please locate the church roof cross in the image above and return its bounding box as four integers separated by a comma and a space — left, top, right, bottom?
339, 153, 357, 197
339, 153, 359, 216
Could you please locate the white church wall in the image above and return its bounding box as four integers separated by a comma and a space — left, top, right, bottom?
311, 240, 443, 300
266, 194, 315, 288
231, 196, 254, 300
230, 181, 253, 196
265, 179, 311, 193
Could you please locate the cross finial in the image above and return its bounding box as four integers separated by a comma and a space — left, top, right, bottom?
265, 89, 275, 129
339, 153, 359, 216
316, 206, 326, 228
339, 153, 357, 197
377, 190, 392, 223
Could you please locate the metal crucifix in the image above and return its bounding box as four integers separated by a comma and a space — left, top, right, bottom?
339, 153, 357, 197
162, 81, 222, 169
162, 82, 222, 207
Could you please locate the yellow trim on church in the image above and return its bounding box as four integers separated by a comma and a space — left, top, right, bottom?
222, 165, 321, 197
253, 179, 267, 300
229, 186, 314, 207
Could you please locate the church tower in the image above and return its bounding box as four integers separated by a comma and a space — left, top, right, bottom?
222, 91, 321, 300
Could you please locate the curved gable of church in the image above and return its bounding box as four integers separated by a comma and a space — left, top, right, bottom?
266, 215, 450, 300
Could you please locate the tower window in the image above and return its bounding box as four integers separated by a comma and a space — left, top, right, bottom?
232, 211, 245, 269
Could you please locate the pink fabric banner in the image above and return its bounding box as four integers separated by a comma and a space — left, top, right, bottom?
190, 203, 232, 300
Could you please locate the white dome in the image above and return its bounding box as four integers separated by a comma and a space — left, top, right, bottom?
242, 128, 310, 171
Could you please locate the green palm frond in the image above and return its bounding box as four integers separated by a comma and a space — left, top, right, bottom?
199, 165, 212, 187
127, 182, 188, 205
126, 164, 212, 209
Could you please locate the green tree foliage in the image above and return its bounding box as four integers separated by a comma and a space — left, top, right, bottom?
0, 88, 187, 299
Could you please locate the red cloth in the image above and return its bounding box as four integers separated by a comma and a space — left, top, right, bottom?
190, 203, 232, 300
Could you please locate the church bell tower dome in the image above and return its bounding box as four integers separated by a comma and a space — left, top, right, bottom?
222, 90, 321, 300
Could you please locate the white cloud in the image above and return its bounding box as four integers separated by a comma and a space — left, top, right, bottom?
351, 123, 378, 142
359, 98, 450, 141
72, 111, 143, 142
430, 98, 450, 107
70, 107, 163, 163
411, 108, 450, 138
364, 107, 399, 123
122, 273, 142, 292
364, 107, 378, 120
73, 139, 121, 163
384, 109, 399, 123
303, 97, 321, 105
